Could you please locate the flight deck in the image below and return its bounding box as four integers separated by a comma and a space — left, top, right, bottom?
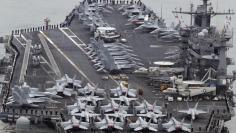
0, 0, 235, 133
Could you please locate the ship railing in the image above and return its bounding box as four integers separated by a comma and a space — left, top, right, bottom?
1, 107, 61, 119
97, 0, 142, 5
11, 23, 64, 36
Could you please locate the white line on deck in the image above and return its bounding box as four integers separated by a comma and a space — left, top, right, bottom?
13, 35, 26, 46
59, 27, 86, 46
39, 30, 94, 85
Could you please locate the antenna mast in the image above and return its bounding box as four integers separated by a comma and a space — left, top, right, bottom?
172, 0, 235, 28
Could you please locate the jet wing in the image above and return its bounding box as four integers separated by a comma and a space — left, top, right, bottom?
89, 113, 100, 117
96, 88, 105, 93
114, 124, 123, 130
162, 120, 174, 129
148, 123, 158, 132
61, 122, 73, 130
111, 98, 123, 101
77, 89, 90, 94
167, 125, 176, 132
95, 119, 107, 129
127, 97, 137, 101
181, 125, 191, 132
153, 108, 163, 114
182, 123, 192, 128
99, 125, 108, 130
178, 110, 191, 114
28, 93, 46, 98
101, 104, 113, 112
71, 108, 81, 114
127, 90, 137, 97
195, 110, 207, 114
135, 104, 145, 111
27, 98, 45, 104
63, 88, 73, 96
93, 97, 105, 101
79, 122, 90, 130
149, 123, 158, 129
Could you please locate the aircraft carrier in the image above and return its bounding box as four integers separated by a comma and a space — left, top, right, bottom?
0, 0, 235, 133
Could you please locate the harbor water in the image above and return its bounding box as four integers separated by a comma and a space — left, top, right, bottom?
0, 0, 235, 132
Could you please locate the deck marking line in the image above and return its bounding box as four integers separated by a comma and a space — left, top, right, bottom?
39, 30, 94, 85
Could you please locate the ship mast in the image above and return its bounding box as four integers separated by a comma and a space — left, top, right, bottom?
173, 0, 235, 27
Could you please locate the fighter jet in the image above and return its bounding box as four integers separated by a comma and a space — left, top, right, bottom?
60, 116, 90, 130
67, 99, 96, 114
46, 82, 74, 97
135, 16, 161, 32
57, 74, 82, 88
111, 95, 137, 106
137, 107, 166, 123
73, 110, 100, 122
126, 14, 145, 26
135, 100, 162, 114
110, 81, 137, 97
106, 109, 133, 122
94, 115, 124, 130
7, 83, 61, 107
46, 74, 82, 96
124, 8, 142, 18
77, 83, 105, 95
129, 117, 158, 132
158, 32, 181, 42
101, 99, 129, 113
77, 91, 105, 106
150, 21, 181, 34
162, 117, 192, 132
178, 102, 207, 120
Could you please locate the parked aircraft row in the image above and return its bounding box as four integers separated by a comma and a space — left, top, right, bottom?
63, 92, 195, 132
119, 4, 182, 42
85, 39, 143, 73
6, 71, 207, 132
